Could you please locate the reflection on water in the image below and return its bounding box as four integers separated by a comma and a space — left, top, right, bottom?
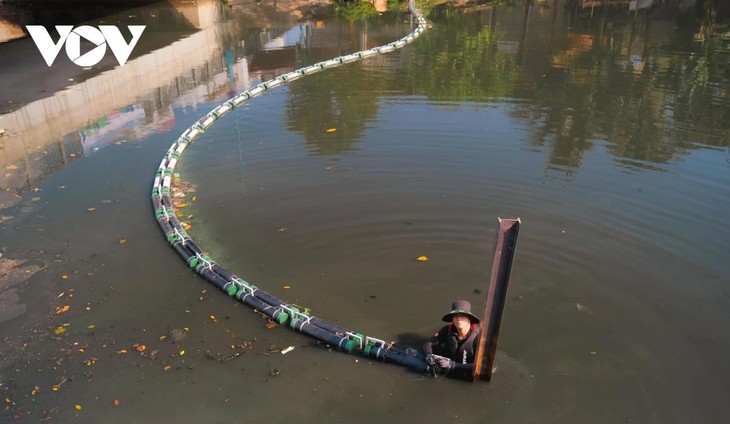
0, 0, 729, 422
410, 0, 729, 173
0, 0, 323, 202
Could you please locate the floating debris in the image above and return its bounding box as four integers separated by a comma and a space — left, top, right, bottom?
169, 328, 187, 343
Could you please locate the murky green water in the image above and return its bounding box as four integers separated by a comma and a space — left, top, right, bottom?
1, 0, 728, 422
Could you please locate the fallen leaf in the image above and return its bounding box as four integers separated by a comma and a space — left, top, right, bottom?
282, 285, 291, 289
277, 227, 287, 232
182, 223, 192, 231
54, 326, 66, 336
60, 275, 68, 280
55, 305, 70, 314
118, 238, 126, 245
117, 349, 128, 354
191, 196, 197, 202
31, 387, 39, 396
179, 350, 185, 356
87, 324, 95, 329
326, 128, 337, 133
135, 344, 146, 353
52, 386, 60, 392
159, 335, 167, 341
75, 404, 82, 411
265, 322, 278, 329
417, 256, 429, 262
163, 365, 172, 371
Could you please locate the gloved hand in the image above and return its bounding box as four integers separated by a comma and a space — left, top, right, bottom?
435, 357, 455, 370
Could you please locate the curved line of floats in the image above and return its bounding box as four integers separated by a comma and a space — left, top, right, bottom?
151, 1, 429, 371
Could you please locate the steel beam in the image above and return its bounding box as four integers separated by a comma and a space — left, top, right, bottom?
472, 218, 521, 381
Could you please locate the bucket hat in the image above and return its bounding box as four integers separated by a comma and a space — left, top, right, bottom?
442, 299, 480, 323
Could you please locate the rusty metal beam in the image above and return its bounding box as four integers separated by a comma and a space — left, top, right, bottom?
472, 218, 521, 381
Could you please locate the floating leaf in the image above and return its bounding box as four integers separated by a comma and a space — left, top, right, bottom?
31, 387, 39, 396
326, 128, 337, 133
87, 324, 95, 329
182, 222, 192, 231
163, 365, 172, 371
55, 305, 70, 314
277, 227, 287, 232
134, 344, 146, 353
282, 285, 291, 289
417, 256, 429, 262
179, 350, 185, 356
60, 275, 68, 280
52, 386, 60, 392
265, 321, 278, 329
54, 326, 66, 335
75, 404, 82, 411
117, 349, 128, 354
117, 238, 126, 245
114, 399, 120, 407
191, 196, 197, 202
87, 207, 95, 212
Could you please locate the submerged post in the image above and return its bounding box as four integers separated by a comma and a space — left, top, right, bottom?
472, 218, 521, 381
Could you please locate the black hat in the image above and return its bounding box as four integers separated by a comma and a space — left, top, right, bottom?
442, 300, 480, 324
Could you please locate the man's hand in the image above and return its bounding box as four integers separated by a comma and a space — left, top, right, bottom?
435, 357, 455, 370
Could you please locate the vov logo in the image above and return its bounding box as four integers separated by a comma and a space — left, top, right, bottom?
26, 25, 146, 67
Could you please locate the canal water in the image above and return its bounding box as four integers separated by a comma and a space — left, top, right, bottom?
1, 0, 728, 422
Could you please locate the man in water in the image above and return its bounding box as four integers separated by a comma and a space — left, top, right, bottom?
423, 299, 481, 378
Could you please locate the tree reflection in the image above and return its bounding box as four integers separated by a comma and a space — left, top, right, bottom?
284, 15, 412, 155
283, 0, 727, 169
285, 68, 381, 155
510, 0, 729, 173
403, 5, 519, 101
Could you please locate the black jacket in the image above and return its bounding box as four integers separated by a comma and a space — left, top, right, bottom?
423, 323, 480, 377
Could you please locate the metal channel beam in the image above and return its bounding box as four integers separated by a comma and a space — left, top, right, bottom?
472, 218, 521, 381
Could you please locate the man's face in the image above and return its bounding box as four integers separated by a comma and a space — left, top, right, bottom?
452, 314, 471, 331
